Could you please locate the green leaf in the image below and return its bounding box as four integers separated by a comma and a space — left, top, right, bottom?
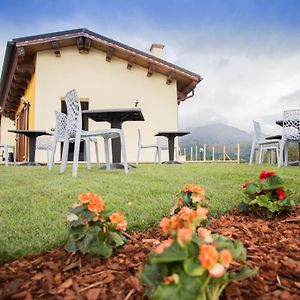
140, 263, 168, 288
90, 239, 113, 257
231, 240, 247, 261
183, 193, 192, 207
153, 271, 202, 300
68, 225, 87, 241
109, 232, 125, 247
151, 240, 188, 264
183, 257, 205, 276
246, 182, 262, 195
239, 202, 250, 213
65, 238, 78, 253
228, 266, 258, 281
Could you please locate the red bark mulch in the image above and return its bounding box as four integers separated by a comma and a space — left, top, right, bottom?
0, 206, 299, 300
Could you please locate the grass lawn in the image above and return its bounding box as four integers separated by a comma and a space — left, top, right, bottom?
0, 163, 299, 260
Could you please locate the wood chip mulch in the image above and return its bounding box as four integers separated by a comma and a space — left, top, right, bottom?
0, 206, 299, 300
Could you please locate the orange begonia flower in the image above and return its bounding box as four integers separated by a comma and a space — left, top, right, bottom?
87, 193, 105, 214
78, 192, 91, 204
219, 249, 233, 267
153, 239, 173, 254
160, 216, 178, 235
197, 228, 213, 243
198, 244, 219, 269
110, 213, 127, 231
177, 227, 193, 244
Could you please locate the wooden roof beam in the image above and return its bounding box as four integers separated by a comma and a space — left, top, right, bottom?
51, 41, 61, 57
127, 56, 135, 70
76, 36, 91, 54
9, 89, 23, 97
11, 81, 27, 90
16, 64, 35, 75
181, 80, 198, 94
166, 72, 175, 85
147, 64, 155, 77
17, 47, 25, 64
13, 74, 30, 84
106, 46, 115, 62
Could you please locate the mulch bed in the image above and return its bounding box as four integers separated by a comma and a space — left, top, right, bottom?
0, 206, 299, 300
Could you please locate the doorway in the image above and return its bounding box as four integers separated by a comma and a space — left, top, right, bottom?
15, 102, 29, 162
61, 100, 89, 161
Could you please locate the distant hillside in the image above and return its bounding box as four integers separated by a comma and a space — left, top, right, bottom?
179, 123, 252, 145
179, 123, 253, 161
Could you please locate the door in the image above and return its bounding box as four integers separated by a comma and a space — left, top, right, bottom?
15, 103, 29, 162
61, 100, 89, 161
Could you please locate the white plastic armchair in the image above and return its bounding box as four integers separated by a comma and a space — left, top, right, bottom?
48, 111, 100, 171
278, 109, 300, 167
136, 129, 162, 164
60, 89, 128, 177
249, 121, 279, 165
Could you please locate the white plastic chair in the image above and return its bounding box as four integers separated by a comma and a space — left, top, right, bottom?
136, 129, 162, 164
60, 89, 128, 177
0, 144, 16, 166
278, 109, 300, 167
249, 121, 279, 165
36, 135, 52, 167
48, 111, 100, 171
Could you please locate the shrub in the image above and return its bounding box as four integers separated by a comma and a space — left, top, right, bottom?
65, 192, 127, 257
140, 206, 256, 300
240, 171, 295, 218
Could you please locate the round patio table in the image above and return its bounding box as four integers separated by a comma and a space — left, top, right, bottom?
8, 130, 51, 166
155, 131, 190, 164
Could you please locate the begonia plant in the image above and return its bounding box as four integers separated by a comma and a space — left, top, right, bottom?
170, 183, 208, 216
140, 206, 256, 300
65, 192, 127, 257
240, 170, 294, 218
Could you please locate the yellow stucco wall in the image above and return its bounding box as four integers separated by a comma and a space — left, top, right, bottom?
34, 46, 178, 163
23, 73, 36, 129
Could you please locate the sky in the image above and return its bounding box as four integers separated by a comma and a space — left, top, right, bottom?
1, 0, 300, 134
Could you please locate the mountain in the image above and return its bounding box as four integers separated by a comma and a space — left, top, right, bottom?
179, 123, 252, 145
178, 123, 253, 161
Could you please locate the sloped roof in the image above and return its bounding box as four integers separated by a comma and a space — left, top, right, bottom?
0, 28, 203, 118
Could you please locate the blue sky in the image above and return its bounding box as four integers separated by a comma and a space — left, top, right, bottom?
1, 0, 300, 133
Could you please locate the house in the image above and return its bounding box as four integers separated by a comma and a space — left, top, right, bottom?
0, 28, 202, 163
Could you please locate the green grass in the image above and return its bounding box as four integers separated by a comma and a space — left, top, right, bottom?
0, 163, 299, 260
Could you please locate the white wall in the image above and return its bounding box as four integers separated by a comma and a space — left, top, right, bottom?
34, 46, 179, 163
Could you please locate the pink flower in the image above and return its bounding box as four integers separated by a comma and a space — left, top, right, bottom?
209, 263, 226, 278
259, 171, 276, 181
276, 189, 286, 200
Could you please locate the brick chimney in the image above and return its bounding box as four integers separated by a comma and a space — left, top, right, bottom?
149, 43, 164, 59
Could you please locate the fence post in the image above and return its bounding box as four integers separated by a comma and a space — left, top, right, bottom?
212, 146, 215, 161
223, 145, 226, 161
184, 148, 186, 160
190, 146, 193, 161
237, 144, 240, 164
195, 145, 198, 161
203, 144, 206, 161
